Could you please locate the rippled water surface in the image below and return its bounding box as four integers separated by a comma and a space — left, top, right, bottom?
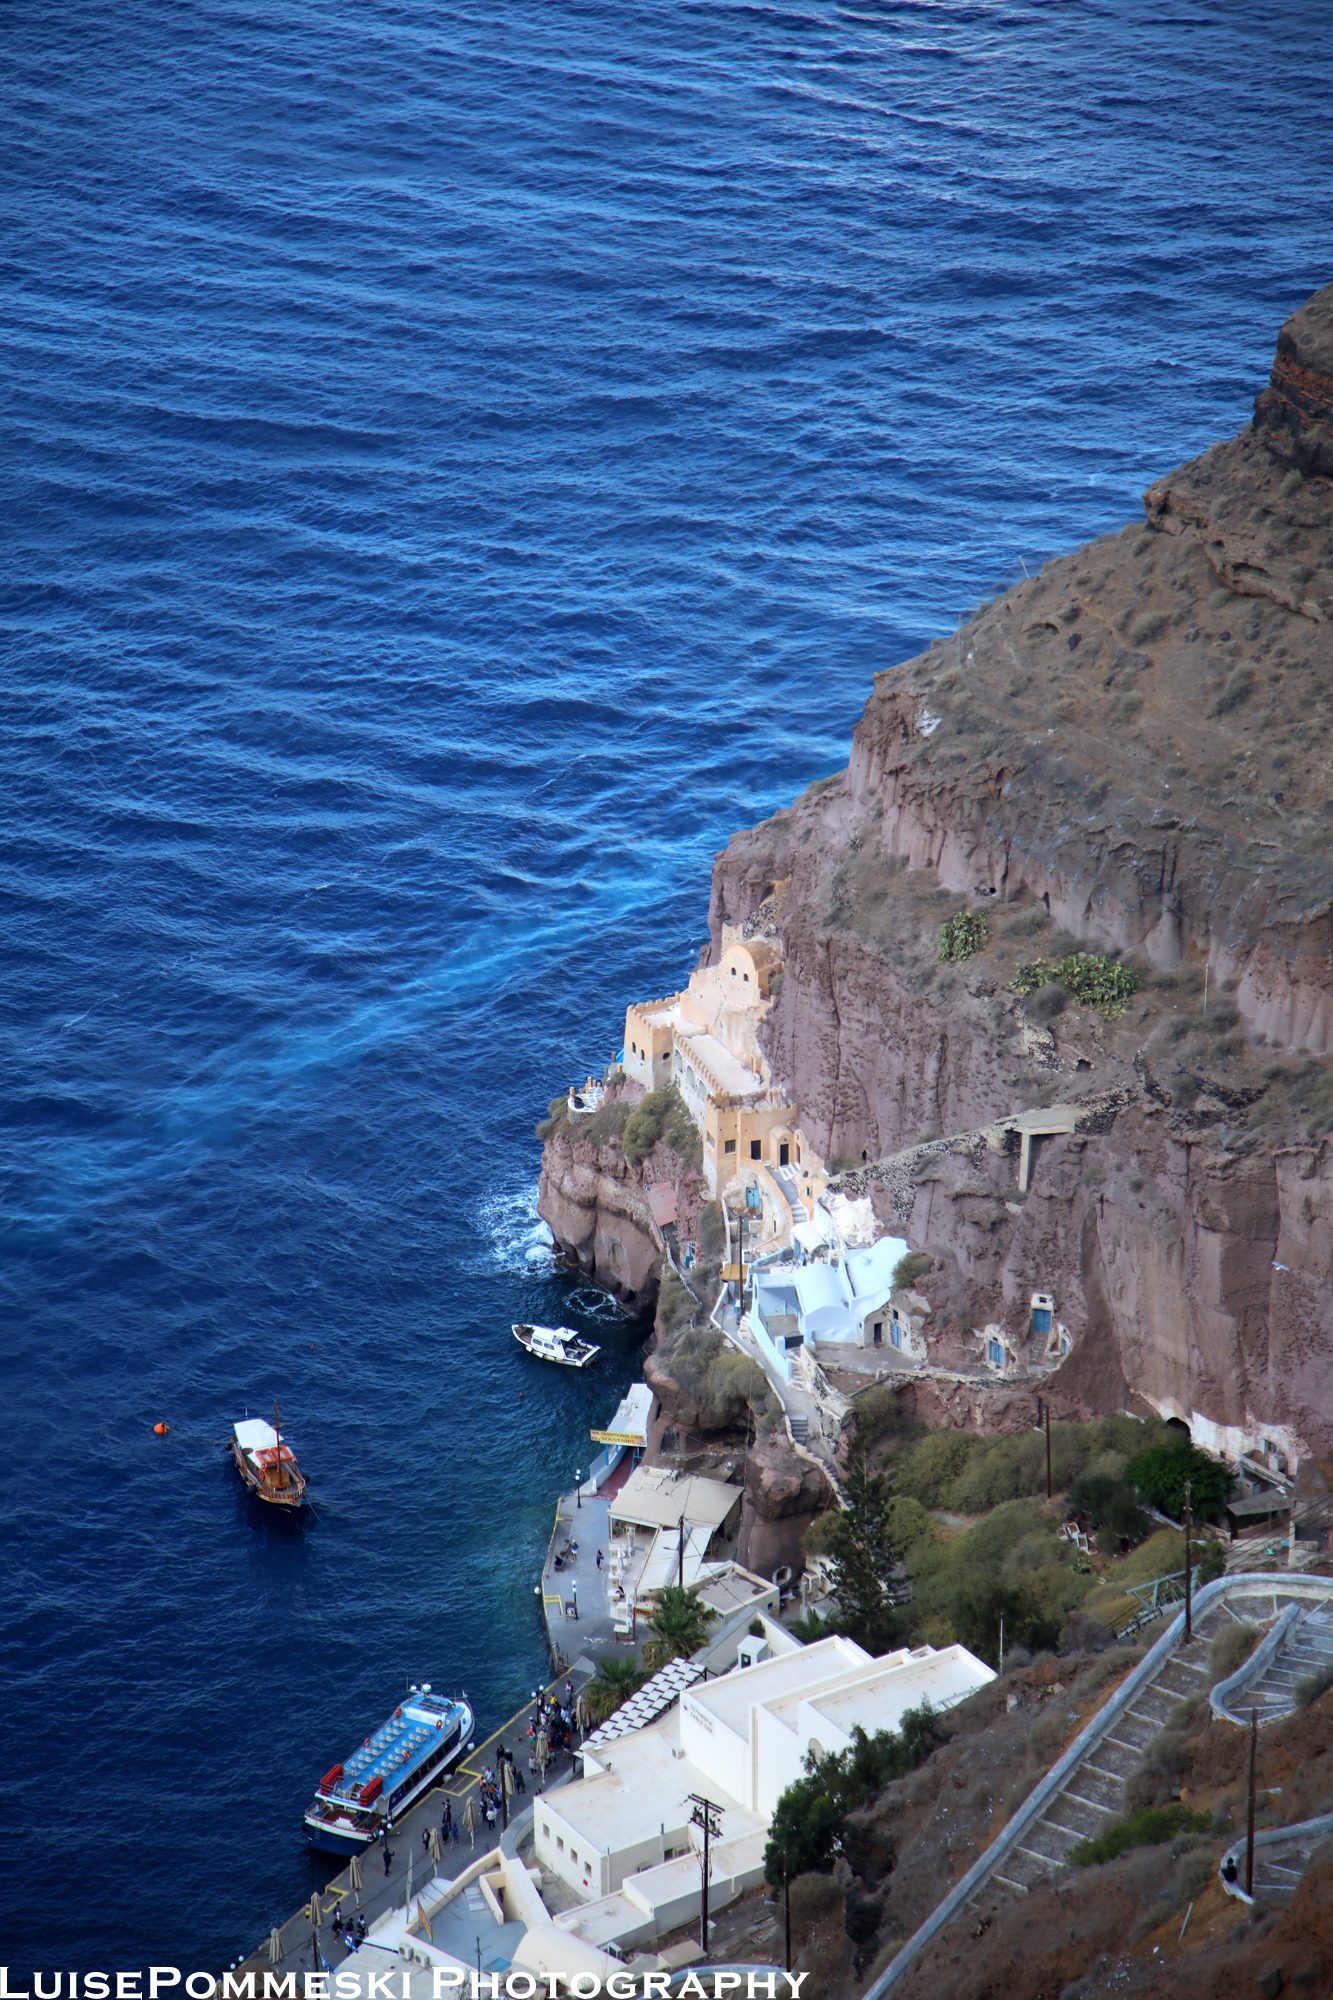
2, 0, 1331, 1969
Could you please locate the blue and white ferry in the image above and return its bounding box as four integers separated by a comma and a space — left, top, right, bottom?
304, 1684, 474, 1854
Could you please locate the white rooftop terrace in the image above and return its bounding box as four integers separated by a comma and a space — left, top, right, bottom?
685, 1633, 870, 1741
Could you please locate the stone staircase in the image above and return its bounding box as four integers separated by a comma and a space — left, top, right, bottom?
1220, 1810, 1333, 1906
989, 1593, 1236, 1895
1238, 1602, 1333, 1722
863, 1574, 1333, 2000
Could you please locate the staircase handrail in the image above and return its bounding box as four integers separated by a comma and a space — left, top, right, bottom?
860, 1573, 1333, 2000
1209, 1601, 1303, 1726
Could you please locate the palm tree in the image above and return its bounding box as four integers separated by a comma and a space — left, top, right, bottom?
642, 1584, 718, 1670
586, 1657, 645, 1725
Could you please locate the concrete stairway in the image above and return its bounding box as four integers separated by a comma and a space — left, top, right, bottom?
1219, 1811, 1333, 1906
863, 1574, 1333, 1999
989, 1593, 1236, 1895
1239, 1602, 1333, 1722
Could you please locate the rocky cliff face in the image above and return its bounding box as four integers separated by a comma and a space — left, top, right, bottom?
704, 284, 1333, 1460
537, 1083, 706, 1314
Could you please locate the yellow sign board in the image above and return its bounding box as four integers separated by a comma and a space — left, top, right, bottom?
590, 1429, 647, 1447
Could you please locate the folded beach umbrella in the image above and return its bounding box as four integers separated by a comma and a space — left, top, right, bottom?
429, 1825, 444, 1863
349, 1856, 363, 1893
267, 1930, 284, 1965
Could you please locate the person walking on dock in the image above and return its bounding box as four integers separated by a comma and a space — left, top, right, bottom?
570, 1579, 578, 1618
382, 1839, 394, 1876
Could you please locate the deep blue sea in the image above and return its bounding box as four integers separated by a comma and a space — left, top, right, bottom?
2, 0, 1330, 1970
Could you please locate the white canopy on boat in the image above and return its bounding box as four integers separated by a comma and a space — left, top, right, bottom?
234, 1418, 279, 1451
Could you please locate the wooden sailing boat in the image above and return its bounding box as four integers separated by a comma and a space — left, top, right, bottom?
230, 1399, 307, 1508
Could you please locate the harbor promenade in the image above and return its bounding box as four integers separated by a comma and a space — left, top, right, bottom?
540, 1451, 640, 1662
232, 1670, 591, 1983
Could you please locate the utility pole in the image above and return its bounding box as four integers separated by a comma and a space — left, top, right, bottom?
678, 1513, 686, 1591
689, 1793, 723, 1953
999, 1613, 1005, 1676
1246, 1708, 1258, 1898
1176, 1480, 1184, 1648
784, 1849, 792, 1973
1045, 1401, 1052, 1500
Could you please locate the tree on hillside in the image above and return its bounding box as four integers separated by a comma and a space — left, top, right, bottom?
826, 1448, 902, 1652
1126, 1440, 1231, 1521
642, 1584, 717, 1669
763, 1711, 936, 1883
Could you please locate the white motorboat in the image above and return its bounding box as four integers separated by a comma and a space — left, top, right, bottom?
512, 1322, 600, 1368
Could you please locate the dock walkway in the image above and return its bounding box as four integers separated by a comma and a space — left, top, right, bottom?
235, 1670, 591, 1983
540, 1456, 638, 1663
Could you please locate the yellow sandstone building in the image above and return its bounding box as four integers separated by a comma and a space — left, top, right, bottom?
622, 928, 826, 1222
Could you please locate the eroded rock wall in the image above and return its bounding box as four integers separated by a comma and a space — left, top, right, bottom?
701, 283, 1333, 1458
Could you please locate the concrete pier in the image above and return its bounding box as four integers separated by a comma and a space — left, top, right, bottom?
540, 1453, 640, 1665
233, 1672, 591, 1983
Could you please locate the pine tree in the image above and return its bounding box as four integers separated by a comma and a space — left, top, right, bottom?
827, 1447, 900, 1651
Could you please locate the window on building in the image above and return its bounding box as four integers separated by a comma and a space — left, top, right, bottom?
988, 1338, 1005, 1368
556, 1836, 565, 1851
706, 1131, 714, 1148
751, 1140, 762, 1160
724, 1138, 735, 1154
542, 1824, 550, 1840
779, 1142, 789, 1167
891, 1321, 902, 1350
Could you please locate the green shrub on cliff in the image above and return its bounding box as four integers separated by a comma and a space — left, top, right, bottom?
622, 1086, 701, 1168
535, 1094, 569, 1140
891, 1249, 932, 1290
939, 909, 989, 962
1010, 951, 1140, 1020
1070, 1802, 1208, 1868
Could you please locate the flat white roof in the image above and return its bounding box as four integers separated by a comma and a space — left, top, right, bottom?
549, 1711, 765, 1839
805, 1645, 994, 1737
686, 1635, 870, 1739
610, 1465, 741, 1533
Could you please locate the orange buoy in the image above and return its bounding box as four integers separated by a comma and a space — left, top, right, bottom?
153, 1421, 170, 1435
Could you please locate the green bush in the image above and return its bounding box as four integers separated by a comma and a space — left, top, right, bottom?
1128, 610, 1170, 647
892, 1249, 933, 1291
1208, 1622, 1259, 1687
623, 1086, 701, 1168
939, 910, 990, 962
1297, 1663, 1333, 1710
1070, 1803, 1209, 1867
658, 1273, 704, 1344
1124, 1440, 1230, 1521
763, 1711, 935, 1883
705, 1348, 770, 1426
535, 1094, 569, 1140
1010, 952, 1141, 1021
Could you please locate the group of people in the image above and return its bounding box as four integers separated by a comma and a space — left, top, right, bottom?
476, 1743, 524, 1826
330, 1907, 368, 1951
